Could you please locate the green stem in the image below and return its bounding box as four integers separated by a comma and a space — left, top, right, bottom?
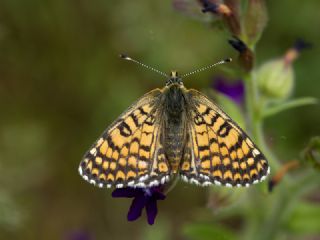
244, 73, 280, 170
244, 73, 261, 143
243, 70, 282, 240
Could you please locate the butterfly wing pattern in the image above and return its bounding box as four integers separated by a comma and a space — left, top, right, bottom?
79, 71, 269, 189
78, 89, 171, 188
180, 89, 269, 187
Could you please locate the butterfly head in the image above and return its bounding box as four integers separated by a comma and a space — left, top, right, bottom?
166, 71, 183, 86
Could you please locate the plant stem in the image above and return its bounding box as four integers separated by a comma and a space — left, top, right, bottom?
244, 72, 262, 143
243, 69, 285, 240
244, 72, 280, 170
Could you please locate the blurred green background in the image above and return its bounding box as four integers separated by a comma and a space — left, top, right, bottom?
0, 1, 319, 240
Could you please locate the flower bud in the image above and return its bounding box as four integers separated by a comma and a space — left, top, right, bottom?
228, 37, 254, 71
242, 0, 268, 47
223, 0, 241, 36
257, 40, 310, 100
256, 58, 294, 100
199, 0, 241, 36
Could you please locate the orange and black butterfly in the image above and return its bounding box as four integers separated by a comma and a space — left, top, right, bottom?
78, 56, 269, 189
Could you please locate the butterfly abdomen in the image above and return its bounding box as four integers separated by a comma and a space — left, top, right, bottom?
163, 85, 187, 173
164, 123, 185, 173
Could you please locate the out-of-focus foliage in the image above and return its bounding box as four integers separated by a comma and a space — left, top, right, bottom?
302, 137, 320, 170
0, 0, 319, 240
182, 223, 236, 240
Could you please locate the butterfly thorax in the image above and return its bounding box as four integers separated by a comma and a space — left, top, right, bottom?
162, 83, 187, 173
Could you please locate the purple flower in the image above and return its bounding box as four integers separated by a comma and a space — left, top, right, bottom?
213, 76, 245, 105
112, 187, 166, 225
200, 0, 219, 13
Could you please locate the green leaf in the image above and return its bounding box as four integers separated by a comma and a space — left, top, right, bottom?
182, 223, 236, 240
263, 97, 318, 118
286, 202, 320, 234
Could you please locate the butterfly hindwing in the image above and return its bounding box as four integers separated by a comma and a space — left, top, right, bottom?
180, 89, 270, 187
79, 89, 171, 188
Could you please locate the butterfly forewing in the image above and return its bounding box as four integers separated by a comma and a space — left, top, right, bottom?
180, 89, 269, 187
79, 89, 171, 188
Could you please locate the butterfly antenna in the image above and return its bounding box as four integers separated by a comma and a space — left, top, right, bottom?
181, 58, 232, 78
120, 54, 169, 78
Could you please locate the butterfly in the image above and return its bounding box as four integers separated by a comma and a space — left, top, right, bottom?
78, 56, 269, 189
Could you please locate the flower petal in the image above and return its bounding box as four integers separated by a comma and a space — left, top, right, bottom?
213, 77, 244, 104
151, 190, 166, 201
127, 194, 146, 222
145, 199, 158, 225
112, 188, 140, 198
